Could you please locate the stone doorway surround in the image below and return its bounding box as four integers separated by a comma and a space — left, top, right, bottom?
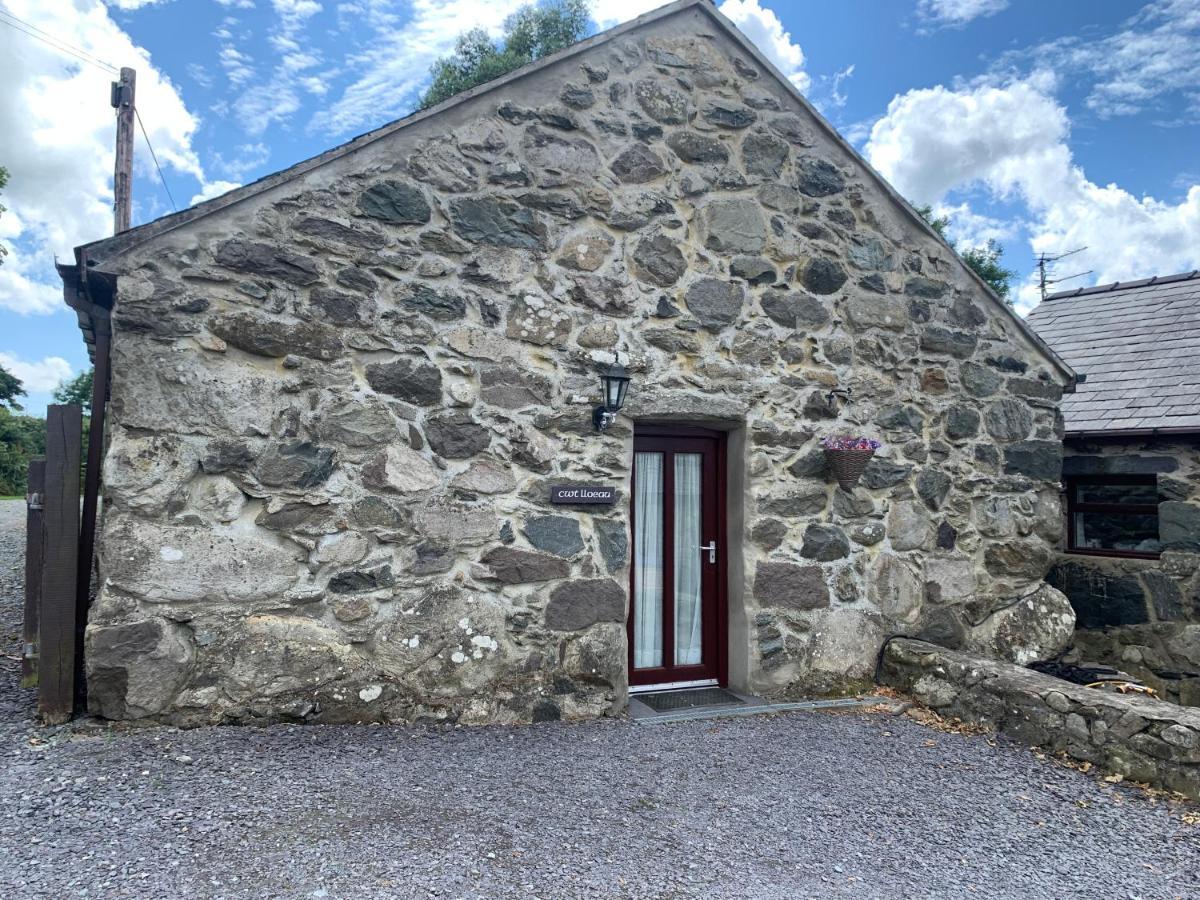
627, 393, 750, 697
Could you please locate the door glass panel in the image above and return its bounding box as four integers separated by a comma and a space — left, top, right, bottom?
674, 453, 703, 667
633, 452, 664, 669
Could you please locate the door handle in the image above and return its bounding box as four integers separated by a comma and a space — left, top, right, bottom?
700, 541, 717, 564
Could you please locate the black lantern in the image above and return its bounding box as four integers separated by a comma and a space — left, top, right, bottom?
592, 356, 631, 431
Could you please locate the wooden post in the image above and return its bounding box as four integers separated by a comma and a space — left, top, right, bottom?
38, 405, 82, 725
21, 459, 46, 689
75, 320, 110, 704
112, 67, 136, 234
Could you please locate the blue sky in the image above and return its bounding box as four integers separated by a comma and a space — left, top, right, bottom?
1, 0, 1198, 415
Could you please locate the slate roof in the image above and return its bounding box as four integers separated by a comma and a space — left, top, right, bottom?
1026, 271, 1200, 435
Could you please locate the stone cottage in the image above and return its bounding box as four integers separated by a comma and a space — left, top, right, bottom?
59, 0, 1076, 725
1027, 272, 1200, 702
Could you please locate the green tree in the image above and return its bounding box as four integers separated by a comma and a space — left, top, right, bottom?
914, 203, 1018, 303
0, 166, 8, 265
960, 240, 1018, 303
419, 0, 590, 109
0, 365, 41, 496
53, 368, 94, 412
0, 407, 45, 496
0, 361, 23, 411
913, 203, 949, 241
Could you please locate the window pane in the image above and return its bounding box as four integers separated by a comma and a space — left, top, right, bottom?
1074, 481, 1157, 505
1074, 511, 1161, 553
674, 453, 703, 667
633, 452, 664, 669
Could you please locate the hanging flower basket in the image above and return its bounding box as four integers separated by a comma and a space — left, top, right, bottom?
821, 436, 882, 491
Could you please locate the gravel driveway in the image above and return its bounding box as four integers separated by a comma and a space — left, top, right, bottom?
0, 498, 1197, 898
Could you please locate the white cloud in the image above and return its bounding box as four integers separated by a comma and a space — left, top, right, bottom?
222, 0, 324, 134
312, 0, 529, 136
864, 75, 1066, 207
189, 180, 241, 207
933, 201, 1017, 249
997, 0, 1200, 119
864, 75, 1200, 313
0, 352, 74, 394
717, 0, 809, 93
220, 45, 256, 86
917, 0, 1008, 27
312, 0, 809, 137
0, 0, 219, 315
590, 2, 812, 93
588, 0, 671, 28
827, 64, 855, 109
105, 0, 172, 9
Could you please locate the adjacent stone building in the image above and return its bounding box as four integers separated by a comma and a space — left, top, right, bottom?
61, 0, 1075, 725
1027, 273, 1200, 629
1028, 273, 1200, 705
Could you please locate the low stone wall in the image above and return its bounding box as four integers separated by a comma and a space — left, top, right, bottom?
1068, 624, 1200, 707
880, 637, 1200, 797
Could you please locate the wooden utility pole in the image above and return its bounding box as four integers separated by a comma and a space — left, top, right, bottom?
111, 67, 136, 234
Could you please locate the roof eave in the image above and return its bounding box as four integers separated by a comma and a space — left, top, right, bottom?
1065, 426, 1200, 440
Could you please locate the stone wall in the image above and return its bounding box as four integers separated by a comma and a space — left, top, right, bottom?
82, 5, 1071, 725
1067, 624, 1200, 707
881, 638, 1200, 798
1049, 439, 1200, 628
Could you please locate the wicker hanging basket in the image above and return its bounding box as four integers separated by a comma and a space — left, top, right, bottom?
824, 447, 875, 491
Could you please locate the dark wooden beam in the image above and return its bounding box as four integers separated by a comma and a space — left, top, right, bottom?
38, 405, 82, 725
75, 317, 110, 706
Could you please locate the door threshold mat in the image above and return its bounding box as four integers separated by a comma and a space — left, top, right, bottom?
636, 687, 745, 712
634, 696, 894, 725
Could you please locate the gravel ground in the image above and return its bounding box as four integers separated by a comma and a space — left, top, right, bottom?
0, 498, 1198, 899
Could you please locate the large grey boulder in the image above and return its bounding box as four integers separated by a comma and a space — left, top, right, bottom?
103, 514, 304, 604
964, 583, 1076, 665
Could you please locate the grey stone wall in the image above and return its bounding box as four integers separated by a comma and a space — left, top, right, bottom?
1068, 624, 1200, 707
84, 7, 1071, 725
881, 638, 1200, 798
1049, 440, 1200, 628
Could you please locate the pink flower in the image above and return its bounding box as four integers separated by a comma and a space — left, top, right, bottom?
821, 436, 882, 451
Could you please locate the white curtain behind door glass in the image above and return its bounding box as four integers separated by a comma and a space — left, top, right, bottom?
633, 452, 664, 669
674, 453, 703, 666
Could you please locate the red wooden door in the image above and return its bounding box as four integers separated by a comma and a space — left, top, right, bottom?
628, 427, 726, 687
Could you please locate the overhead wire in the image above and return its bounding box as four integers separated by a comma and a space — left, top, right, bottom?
135, 108, 178, 213
0, 9, 119, 74
0, 10, 179, 212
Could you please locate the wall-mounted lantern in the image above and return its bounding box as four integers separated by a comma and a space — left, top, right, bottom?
592, 356, 631, 432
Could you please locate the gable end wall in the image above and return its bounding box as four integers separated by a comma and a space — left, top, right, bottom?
84, 7, 1071, 724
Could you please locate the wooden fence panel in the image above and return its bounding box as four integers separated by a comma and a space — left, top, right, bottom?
37, 405, 82, 725
21, 459, 45, 688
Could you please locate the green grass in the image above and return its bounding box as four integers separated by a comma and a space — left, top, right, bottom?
0, 495, 21, 501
